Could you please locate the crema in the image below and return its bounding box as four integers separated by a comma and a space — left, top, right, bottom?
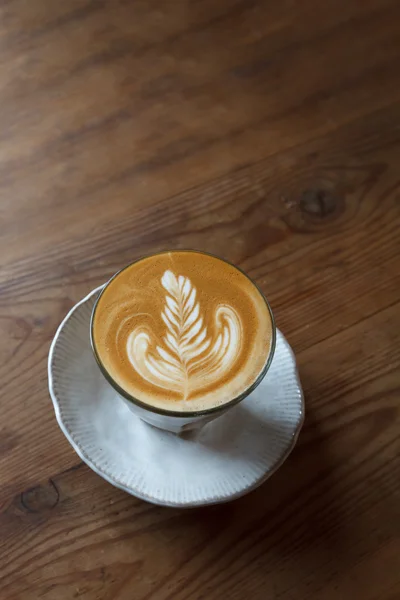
92, 251, 274, 412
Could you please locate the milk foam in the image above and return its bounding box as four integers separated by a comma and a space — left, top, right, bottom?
126, 270, 242, 401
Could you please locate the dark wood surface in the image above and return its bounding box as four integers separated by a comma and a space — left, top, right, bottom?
1, 1, 399, 598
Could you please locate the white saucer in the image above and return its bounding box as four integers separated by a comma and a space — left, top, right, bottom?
48, 286, 304, 507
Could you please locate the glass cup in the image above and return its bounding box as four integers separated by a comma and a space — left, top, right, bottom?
90, 251, 276, 433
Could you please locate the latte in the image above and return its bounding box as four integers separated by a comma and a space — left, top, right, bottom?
92, 251, 274, 412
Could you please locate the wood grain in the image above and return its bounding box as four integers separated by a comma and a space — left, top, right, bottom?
0, 1, 399, 599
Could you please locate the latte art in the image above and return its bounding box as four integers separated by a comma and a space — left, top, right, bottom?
92, 251, 274, 412
127, 270, 242, 400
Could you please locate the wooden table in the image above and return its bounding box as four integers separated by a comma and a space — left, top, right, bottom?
1, 1, 399, 598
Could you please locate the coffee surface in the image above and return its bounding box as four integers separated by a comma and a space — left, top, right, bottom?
92, 251, 274, 412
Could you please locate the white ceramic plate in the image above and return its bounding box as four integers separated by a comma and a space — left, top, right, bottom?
48, 286, 304, 507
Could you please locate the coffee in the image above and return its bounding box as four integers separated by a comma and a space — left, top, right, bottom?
92, 251, 274, 412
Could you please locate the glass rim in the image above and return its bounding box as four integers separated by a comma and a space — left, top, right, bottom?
90, 249, 276, 418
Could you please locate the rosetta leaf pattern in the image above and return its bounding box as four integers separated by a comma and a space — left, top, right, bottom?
126, 270, 242, 401
160, 270, 211, 369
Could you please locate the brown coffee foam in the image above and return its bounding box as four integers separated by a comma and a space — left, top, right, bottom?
92, 251, 273, 412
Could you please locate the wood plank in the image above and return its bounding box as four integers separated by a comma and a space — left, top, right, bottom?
2, 1, 400, 263
0, 1, 399, 598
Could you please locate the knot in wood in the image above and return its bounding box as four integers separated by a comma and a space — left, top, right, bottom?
21, 480, 59, 513
300, 189, 338, 218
